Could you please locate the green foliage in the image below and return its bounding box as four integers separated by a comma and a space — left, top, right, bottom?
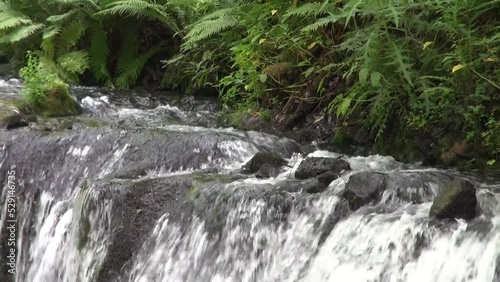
169, 0, 500, 165
0, 0, 185, 88
19, 52, 54, 107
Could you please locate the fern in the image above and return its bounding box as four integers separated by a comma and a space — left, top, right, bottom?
98, 0, 180, 32
1, 23, 44, 43
301, 14, 342, 32
116, 45, 161, 88
184, 15, 239, 47
57, 21, 87, 53
58, 51, 90, 74
282, 1, 337, 20
89, 23, 111, 84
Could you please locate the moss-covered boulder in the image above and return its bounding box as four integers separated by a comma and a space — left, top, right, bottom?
34, 80, 82, 117
0, 101, 27, 129
242, 152, 287, 177
295, 157, 350, 179
429, 179, 477, 221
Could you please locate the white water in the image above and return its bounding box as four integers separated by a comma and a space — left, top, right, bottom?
1, 81, 499, 282
124, 154, 500, 282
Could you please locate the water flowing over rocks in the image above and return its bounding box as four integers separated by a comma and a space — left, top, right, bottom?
0, 78, 499, 282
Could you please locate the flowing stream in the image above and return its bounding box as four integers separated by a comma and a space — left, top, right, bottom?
0, 78, 499, 282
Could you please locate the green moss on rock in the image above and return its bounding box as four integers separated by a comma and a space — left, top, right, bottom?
34, 80, 81, 117
0, 100, 28, 129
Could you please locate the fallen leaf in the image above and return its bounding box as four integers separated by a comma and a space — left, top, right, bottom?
423, 41, 433, 50
451, 64, 466, 73
307, 42, 316, 49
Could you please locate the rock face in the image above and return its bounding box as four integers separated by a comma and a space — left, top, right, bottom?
242, 152, 287, 178
0, 102, 27, 129
295, 157, 350, 179
342, 171, 387, 210
430, 179, 477, 221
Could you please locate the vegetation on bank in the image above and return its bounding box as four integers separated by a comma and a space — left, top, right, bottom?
0, 0, 499, 167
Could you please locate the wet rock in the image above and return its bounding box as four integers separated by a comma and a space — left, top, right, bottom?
319, 200, 351, 244
275, 178, 327, 194
255, 163, 281, 179
385, 171, 454, 204
295, 157, 350, 179
429, 179, 477, 221
342, 171, 387, 210
305, 179, 329, 194
96, 176, 195, 282
242, 152, 287, 174
0, 102, 27, 129
317, 171, 340, 185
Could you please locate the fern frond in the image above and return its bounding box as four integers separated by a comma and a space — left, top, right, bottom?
1, 23, 44, 43
57, 50, 90, 75
387, 42, 414, 86
282, 2, 336, 20
184, 16, 239, 46
46, 10, 78, 23
97, 0, 180, 32
58, 21, 87, 52
89, 23, 111, 83
41, 25, 61, 57
0, 16, 33, 31
301, 14, 341, 32
115, 45, 161, 88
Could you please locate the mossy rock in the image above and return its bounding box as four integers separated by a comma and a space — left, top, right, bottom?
0, 100, 28, 129
35, 80, 82, 117
429, 179, 477, 221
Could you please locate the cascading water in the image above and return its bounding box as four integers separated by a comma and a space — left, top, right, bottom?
0, 78, 499, 282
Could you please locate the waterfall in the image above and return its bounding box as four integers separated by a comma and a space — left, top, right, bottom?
1, 79, 499, 282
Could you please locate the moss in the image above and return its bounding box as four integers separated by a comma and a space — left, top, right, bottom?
35, 80, 81, 117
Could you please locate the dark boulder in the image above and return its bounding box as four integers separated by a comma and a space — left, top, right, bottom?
255, 163, 281, 179
429, 179, 477, 221
295, 157, 350, 179
342, 171, 387, 210
317, 171, 340, 185
242, 152, 287, 175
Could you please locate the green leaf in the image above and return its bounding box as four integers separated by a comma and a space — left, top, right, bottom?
370, 71, 381, 87
337, 96, 352, 117
359, 68, 369, 85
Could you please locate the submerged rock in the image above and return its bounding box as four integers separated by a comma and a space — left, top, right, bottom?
0, 101, 27, 129
242, 152, 287, 176
342, 171, 387, 210
429, 179, 477, 221
295, 157, 350, 179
